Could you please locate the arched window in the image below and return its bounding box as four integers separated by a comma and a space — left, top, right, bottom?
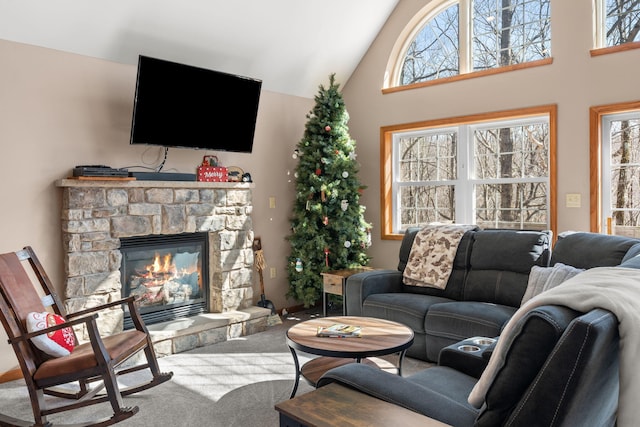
386, 0, 551, 90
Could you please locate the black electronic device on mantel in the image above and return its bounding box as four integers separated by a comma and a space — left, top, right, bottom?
129, 55, 262, 153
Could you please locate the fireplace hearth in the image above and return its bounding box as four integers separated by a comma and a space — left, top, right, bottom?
120, 232, 209, 328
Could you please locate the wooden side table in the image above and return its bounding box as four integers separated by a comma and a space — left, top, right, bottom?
321, 267, 372, 317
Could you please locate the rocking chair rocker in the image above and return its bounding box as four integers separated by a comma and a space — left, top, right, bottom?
0, 246, 173, 427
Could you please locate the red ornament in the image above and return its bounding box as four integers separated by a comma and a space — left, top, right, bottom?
324, 248, 330, 267
325, 125, 331, 132
316, 168, 322, 175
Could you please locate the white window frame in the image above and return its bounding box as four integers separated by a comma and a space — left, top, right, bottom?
594, 107, 640, 235
594, 0, 640, 49
381, 106, 556, 239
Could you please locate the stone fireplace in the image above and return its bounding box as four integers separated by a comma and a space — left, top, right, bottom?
55, 178, 267, 356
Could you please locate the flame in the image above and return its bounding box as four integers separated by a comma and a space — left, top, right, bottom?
143, 253, 177, 280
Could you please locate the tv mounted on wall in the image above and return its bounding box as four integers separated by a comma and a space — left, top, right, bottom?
129, 55, 262, 153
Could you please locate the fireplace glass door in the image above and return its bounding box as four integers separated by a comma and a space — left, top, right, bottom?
120, 232, 208, 328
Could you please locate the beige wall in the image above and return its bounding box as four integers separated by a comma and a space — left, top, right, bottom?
0, 39, 312, 373
342, 0, 640, 270
2, 0, 640, 374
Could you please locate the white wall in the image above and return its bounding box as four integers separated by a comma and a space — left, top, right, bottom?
0, 39, 312, 374
342, 0, 640, 269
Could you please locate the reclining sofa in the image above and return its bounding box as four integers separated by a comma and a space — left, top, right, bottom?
318, 304, 620, 426
345, 228, 640, 361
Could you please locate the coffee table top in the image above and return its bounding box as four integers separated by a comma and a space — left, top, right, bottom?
286, 316, 414, 359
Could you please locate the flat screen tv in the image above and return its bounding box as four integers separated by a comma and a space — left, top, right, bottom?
130, 55, 261, 153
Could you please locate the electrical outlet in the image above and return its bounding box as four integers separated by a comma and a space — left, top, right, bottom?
270, 267, 276, 278
566, 193, 581, 208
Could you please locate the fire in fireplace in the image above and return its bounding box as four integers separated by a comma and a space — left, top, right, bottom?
120, 232, 209, 328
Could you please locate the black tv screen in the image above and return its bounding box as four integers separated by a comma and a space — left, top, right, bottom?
130, 55, 261, 153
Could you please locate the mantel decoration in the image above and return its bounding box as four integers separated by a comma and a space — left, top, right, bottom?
286, 74, 372, 307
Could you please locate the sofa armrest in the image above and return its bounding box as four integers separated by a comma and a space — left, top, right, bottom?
317, 363, 478, 426
344, 269, 403, 316
438, 337, 497, 378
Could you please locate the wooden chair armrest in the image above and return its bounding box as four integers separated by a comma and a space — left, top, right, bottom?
67, 296, 137, 319
8, 313, 98, 344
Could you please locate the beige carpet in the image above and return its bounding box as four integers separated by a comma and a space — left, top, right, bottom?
0, 309, 431, 426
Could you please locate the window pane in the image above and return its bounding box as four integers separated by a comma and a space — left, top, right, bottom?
475, 182, 547, 229
400, 4, 459, 84
473, 0, 551, 71
605, 0, 640, 47
609, 116, 640, 228
474, 122, 549, 179
400, 185, 455, 229
398, 132, 457, 181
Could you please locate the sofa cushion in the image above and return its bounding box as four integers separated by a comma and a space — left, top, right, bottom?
424, 301, 516, 361
620, 253, 640, 269
551, 231, 639, 268
474, 305, 580, 427
520, 263, 584, 305
470, 230, 551, 273
465, 230, 551, 306
501, 309, 619, 426
362, 293, 450, 333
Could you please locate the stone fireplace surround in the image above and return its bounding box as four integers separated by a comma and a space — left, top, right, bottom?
56, 178, 270, 357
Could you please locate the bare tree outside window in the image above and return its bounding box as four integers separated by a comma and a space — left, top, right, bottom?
609, 116, 640, 230
390, 115, 550, 234
473, 0, 551, 71
401, 4, 459, 84
473, 122, 549, 229
605, 0, 640, 47
398, 0, 550, 85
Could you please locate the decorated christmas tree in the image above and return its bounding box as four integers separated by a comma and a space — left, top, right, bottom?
286, 74, 372, 308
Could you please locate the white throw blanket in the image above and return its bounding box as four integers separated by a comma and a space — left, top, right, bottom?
468, 267, 640, 427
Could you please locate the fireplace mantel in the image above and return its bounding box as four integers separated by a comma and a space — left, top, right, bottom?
55, 178, 258, 350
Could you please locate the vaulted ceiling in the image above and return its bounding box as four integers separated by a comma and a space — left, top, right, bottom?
0, 0, 399, 98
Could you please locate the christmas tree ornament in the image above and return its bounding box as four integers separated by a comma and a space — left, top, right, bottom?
349, 152, 357, 161
295, 258, 303, 272
323, 216, 329, 225
342, 171, 349, 178
344, 240, 352, 248
325, 125, 331, 132
324, 248, 330, 267
321, 190, 326, 202
316, 168, 322, 175
341, 200, 349, 211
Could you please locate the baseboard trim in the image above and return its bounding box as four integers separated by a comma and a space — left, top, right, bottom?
0, 368, 22, 384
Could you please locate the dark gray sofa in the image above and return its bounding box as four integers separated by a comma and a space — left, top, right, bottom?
345, 228, 640, 362
318, 305, 620, 426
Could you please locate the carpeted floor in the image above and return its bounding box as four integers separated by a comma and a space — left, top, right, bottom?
0, 309, 432, 426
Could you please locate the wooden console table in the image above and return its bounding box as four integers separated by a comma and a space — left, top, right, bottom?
275, 382, 451, 427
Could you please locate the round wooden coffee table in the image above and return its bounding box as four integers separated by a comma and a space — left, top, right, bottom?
286, 316, 414, 398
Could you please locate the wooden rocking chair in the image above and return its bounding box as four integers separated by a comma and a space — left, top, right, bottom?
0, 246, 173, 427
